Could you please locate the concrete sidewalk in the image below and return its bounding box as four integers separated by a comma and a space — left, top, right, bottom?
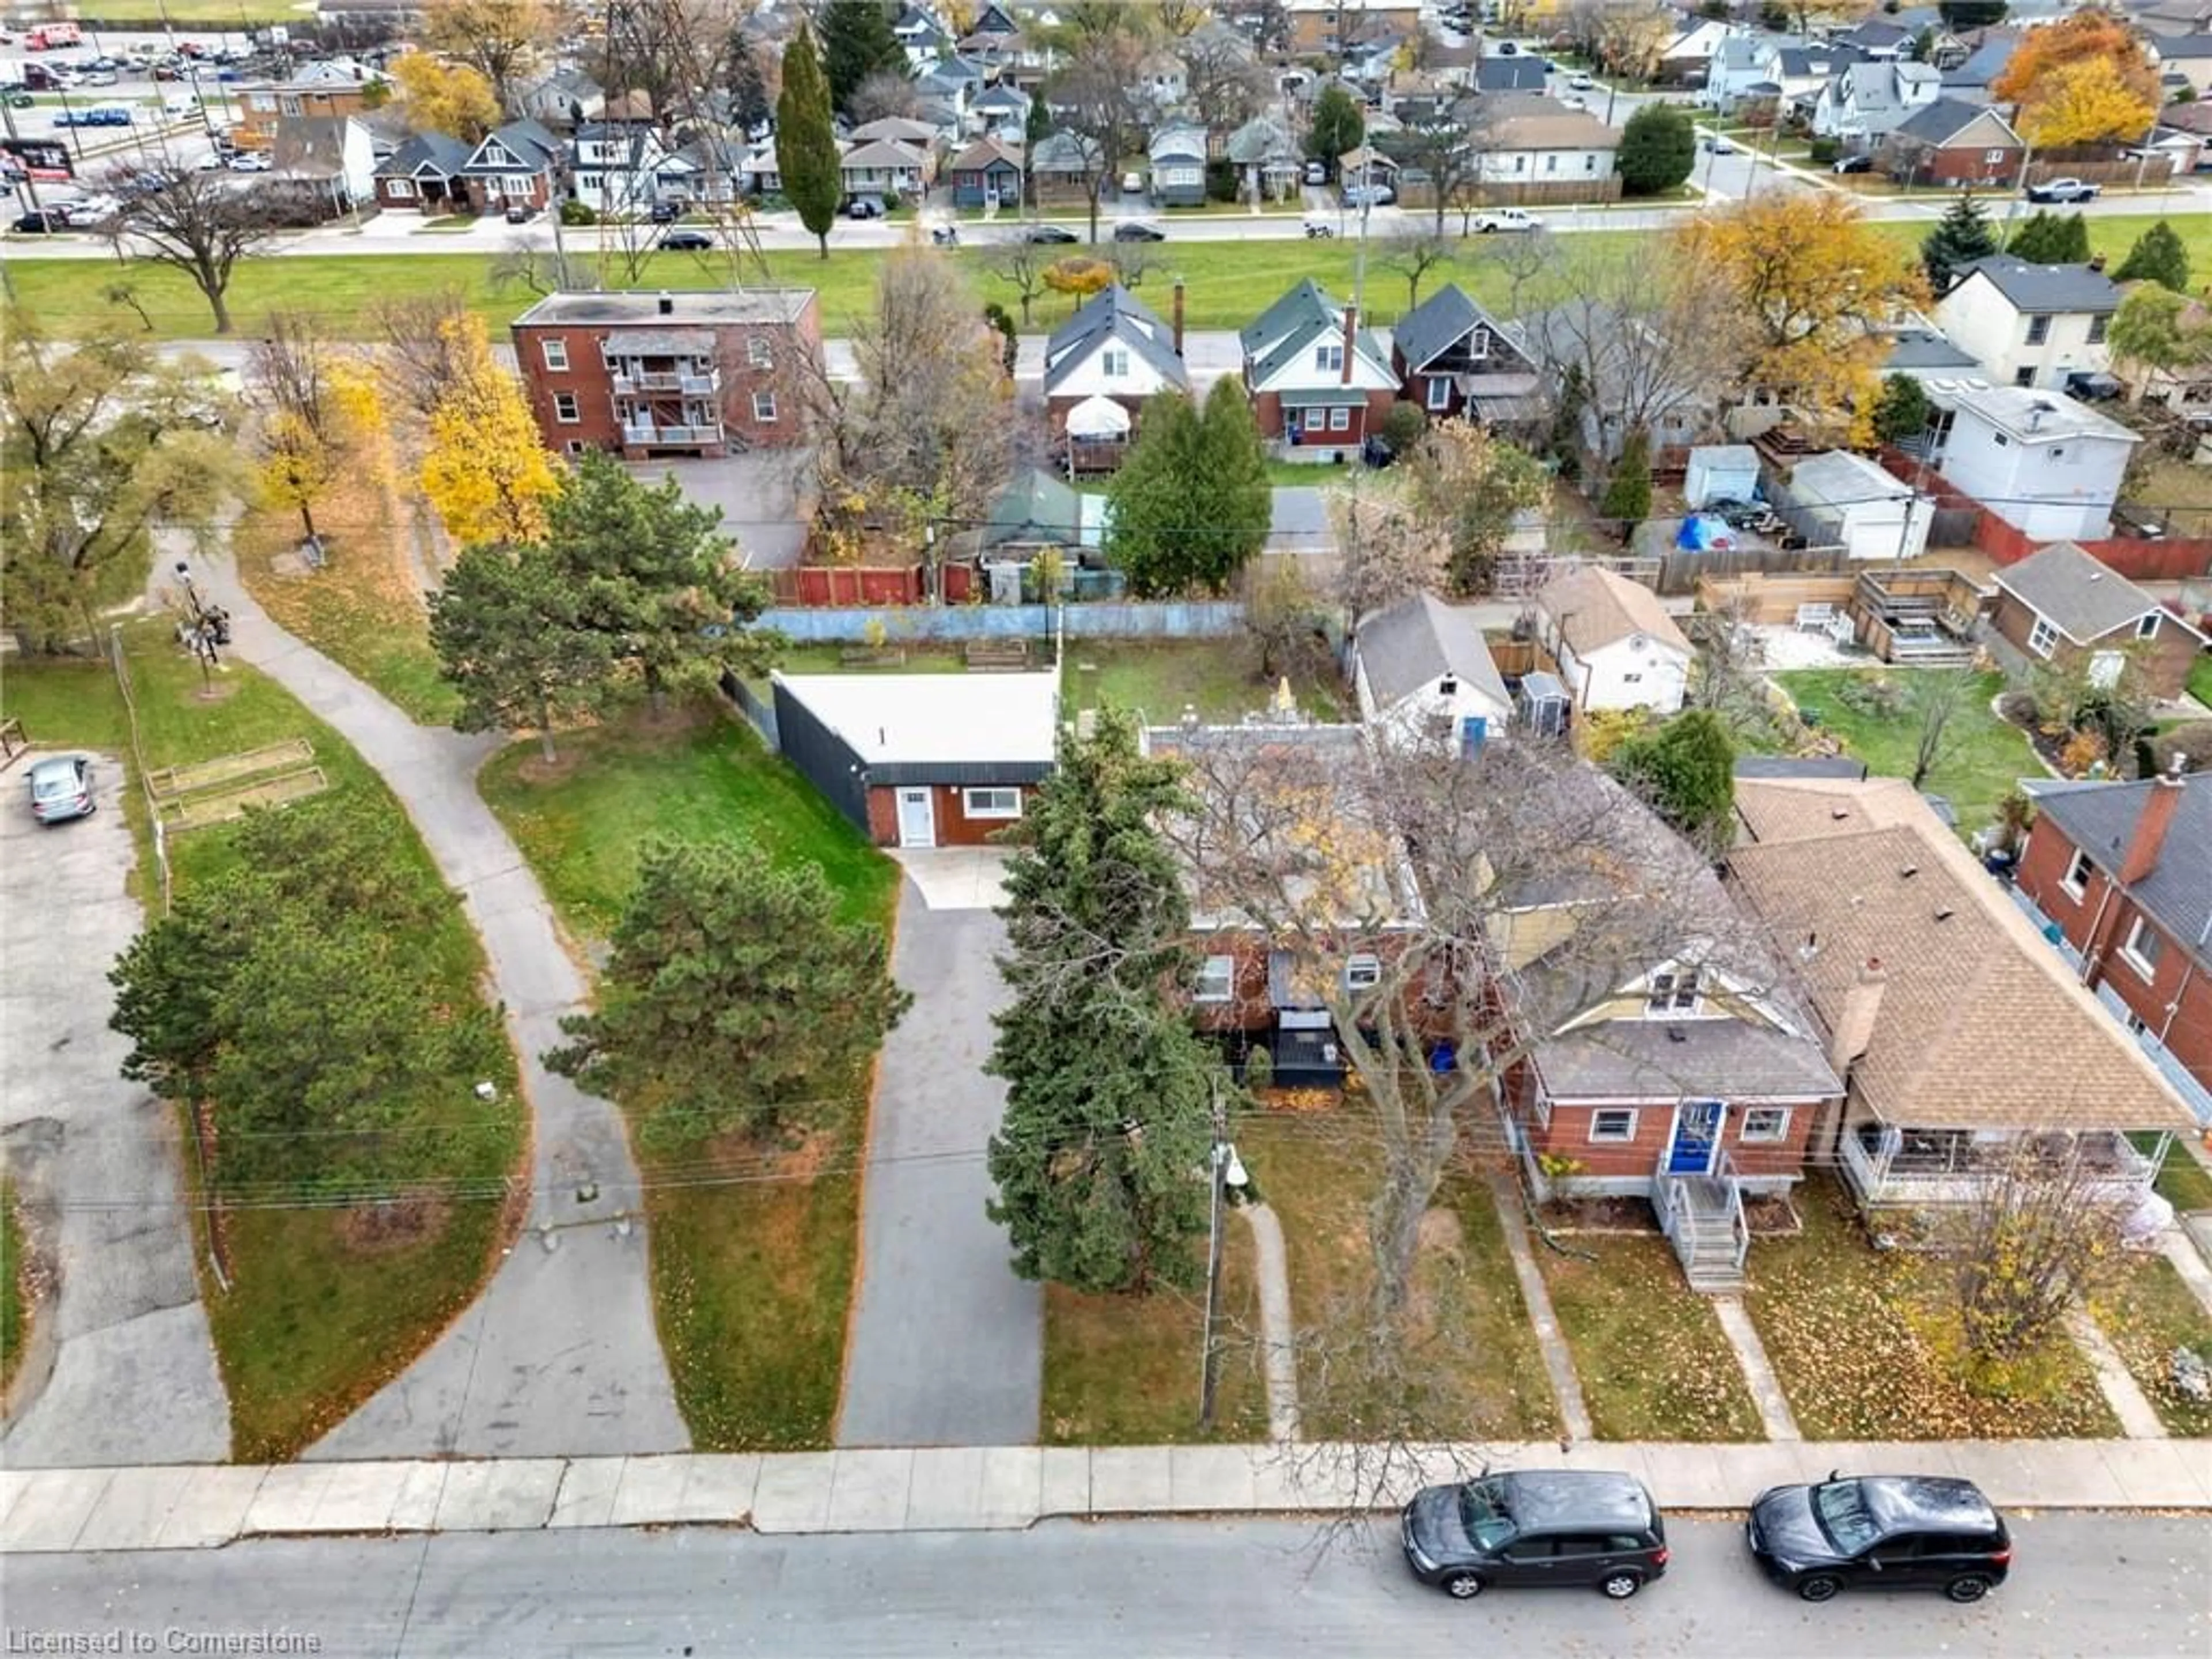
5, 1438, 2207, 1554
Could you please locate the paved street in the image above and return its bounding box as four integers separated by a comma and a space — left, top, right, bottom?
171, 535, 685, 1460
2, 1514, 2204, 1658
837, 878, 1041, 1448
0, 755, 229, 1467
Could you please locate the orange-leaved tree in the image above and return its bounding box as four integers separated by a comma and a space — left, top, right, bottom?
418, 313, 559, 546
1990, 6, 2158, 147
1671, 194, 1928, 441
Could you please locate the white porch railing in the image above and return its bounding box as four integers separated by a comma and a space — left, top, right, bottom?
1652, 1148, 1749, 1289
1841, 1126, 2156, 1208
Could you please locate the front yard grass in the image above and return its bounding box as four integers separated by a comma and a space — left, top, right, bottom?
2137, 1133, 2212, 1213
1536, 1233, 1766, 1441
1770, 669, 2039, 835
1245, 1114, 1559, 1443
1065, 638, 1347, 726
1, 1176, 28, 1399
0, 624, 522, 1462
2092, 1252, 2212, 1438
1745, 1176, 2119, 1440
2190, 656, 2212, 710
479, 700, 899, 1449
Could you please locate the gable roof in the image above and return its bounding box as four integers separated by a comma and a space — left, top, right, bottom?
1950, 255, 2122, 315
1239, 279, 1394, 388
1489, 99, 1622, 151
1891, 95, 2019, 146
1044, 284, 1189, 395
1992, 540, 2175, 642
465, 118, 562, 175
2034, 774, 2212, 956
1789, 448, 1913, 507
1031, 130, 1103, 171
1395, 283, 1502, 372
1225, 115, 1298, 165
272, 114, 357, 176
849, 115, 938, 143
1149, 122, 1209, 162
1354, 591, 1512, 713
1729, 777, 2194, 1132
1537, 566, 1691, 658
377, 131, 473, 178
839, 138, 927, 170
950, 136, 1022, 172
983, 468, 1085, 547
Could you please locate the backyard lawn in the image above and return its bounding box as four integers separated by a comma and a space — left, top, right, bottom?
2191, 654, 2212, 711
1536, 1234, 1765, 1442
2092, 1252, 2212, 1438
2139, 1134, 2212, 1214
1770, 669, 2037, 836
1065, 638, 1346, 726
1, 1177, 26, 1399
0, 626, 521, 1462
479, 701, 900, 1450
1745, 1177, 2119, 1440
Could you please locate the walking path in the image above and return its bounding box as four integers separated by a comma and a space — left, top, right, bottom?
1239, 1204, 1301, 1443
1710, 1296, 1801, 1444
2067, 1310, 2170, 1441
169, 535, 685, 1460
7, 1437, 2206, 1555
1486, 1176, 1594, 1443
2164, 1226, 2212, 1319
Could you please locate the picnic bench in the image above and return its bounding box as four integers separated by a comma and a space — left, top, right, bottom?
964, 638, 1031, 671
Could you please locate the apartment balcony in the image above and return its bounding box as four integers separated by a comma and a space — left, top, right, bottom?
622, 421, 724, 447
608, 369, 719, 397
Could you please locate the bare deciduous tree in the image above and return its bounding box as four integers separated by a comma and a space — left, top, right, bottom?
105, 166, 286, 336
986, 237, 1051, 326
1380, 96, 1497, 238
489, 236, 597, 298
370, 288, 483, 424
1331, 482, 1447, 631
849, 67, 922, 123
1181, 28, 1272, 127
1907, 666, 1981, 789
1381, 225, 1457, 310
1465, 225, 1563, 316
420, 0, 556, 111
1050, 32, 1153, 244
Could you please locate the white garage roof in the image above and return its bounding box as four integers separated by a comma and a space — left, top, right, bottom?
773, 670, 1061, 767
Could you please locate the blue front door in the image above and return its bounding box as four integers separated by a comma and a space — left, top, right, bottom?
1668, 1100, 1724, 1175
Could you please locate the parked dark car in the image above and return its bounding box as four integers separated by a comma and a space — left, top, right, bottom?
1402, 1470, 1668, 1602
649, 199, 679, 222
1747, 1475, 2011, 1605
1021, 222, 1078, 243
659, 228, 713, 250
846, 193, 885, 218
1113, 219, 1164, 241
27, 754, 94, 824
12, 209, 65, 233
503, 201, 537, 222
1832, 153, 1874, 174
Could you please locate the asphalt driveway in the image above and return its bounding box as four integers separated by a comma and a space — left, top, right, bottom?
0, 753, 230, 1466
836, 874, 1041, 1446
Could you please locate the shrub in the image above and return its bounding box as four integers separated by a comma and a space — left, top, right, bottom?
1809, 137, 1840, 164
558, 199, 596, 225
1997, 688, 2040, 727
1836, 673, 1904, 717
1243, 1044, 1274, 1092
1378, 400, 1429, 456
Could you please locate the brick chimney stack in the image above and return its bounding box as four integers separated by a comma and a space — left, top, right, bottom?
1828, 957, 1888, 1077
2119, 756, 2188, 885
1172, 278, 1185, 358
1340, 302, 1357, 386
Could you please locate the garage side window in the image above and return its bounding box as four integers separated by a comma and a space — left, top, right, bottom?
963, 786, 1023, 819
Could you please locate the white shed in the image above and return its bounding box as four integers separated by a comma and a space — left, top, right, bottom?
1785, 449, 1933, 563
1684, 444, 1760, 509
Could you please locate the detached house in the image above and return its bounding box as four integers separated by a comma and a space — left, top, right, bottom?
1923, 383, 2139, 542
1935, 256, 2120, 392
1391, 283, 1543, 424
1239, 279, 1397, 460
373, 131, 472, 212
1989, 541, 2207, 699
1879, 97, 2024, 187
1475, 96, 1623, 202
570, 121, 695, 216
1535, 566, 1692, 716
838, 138, 929, 201
1147, 122, 1209, 207
1728, 776, 2195, 1224
459, 118, 566, 215
948, 136, 1022, 207
1812, 58, 1941, 145
1043, 283, 1190, 472
1029, 131, 1102, 203
1350, 592, 1514, 755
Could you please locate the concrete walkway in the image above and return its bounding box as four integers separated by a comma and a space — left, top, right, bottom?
171, 537, 685, 1460
2164, 1226, 2212, 1319
1710, 1296, 1801, 1444
836, 880, 1042, 1447
1239, 1204, 1301, 1443
1487, 1176, 1594, 1443
2069, 1310, 2170, 1441
7, 1437, 2207, 1555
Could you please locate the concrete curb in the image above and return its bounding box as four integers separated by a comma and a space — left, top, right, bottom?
4, 1439, 2207, 1555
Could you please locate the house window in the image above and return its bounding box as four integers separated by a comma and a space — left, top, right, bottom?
2027, 615, 2059, 657
1544, 153, 1558, 173
387, 177, 415, 198
1589, 1108, 1638, 1143
1344, 953, 1382, 991
2122, 916, 2165, 978
541, 338, 569, 372
1646, 969, 1700, 1014
2012, 368, 2036, 387
2088, 313, 2108, 344
747, 335, 773, 369
752, 390, 778, 422
2025, 315, 2051, 345
2062, 848, 2093, 897
505, 175, 533, 198
1315, 343, 1344, 373
963, 786, 1023, 819
1585, 153, 1597, 172
1195, 955, 1235, 1003
279, 94, 302, 116
552, 392, 579, 424
1102, 346, 1129, 378
1426, 376, 1450, 410
2135, 612, 2160, 639
1328, 406, 1351, 431
1740, 1107, 1792, 1143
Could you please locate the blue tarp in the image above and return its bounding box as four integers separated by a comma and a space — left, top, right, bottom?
1676, 514, 1730, 551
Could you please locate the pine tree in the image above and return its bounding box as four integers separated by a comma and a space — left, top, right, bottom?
819, 0, 908, 115
2113, 219, 2190, 293
1104, 391, 1200, 597
986, 709, 1217, 1296
1870, 373, 1933, 446
726, 34, 772, 132
1599, 426, 1653, 528
1608, 707, 1738, 856
2006, 209, 2090, 265
1190, 379, 1272, 594
776, 25, 841, 257
429, 540, 616, 760
1309, 84, 1364, 172
1922, 191, 1999, 293
1616, 103, 1695, 196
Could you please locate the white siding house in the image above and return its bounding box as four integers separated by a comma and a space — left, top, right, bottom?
1351, 592, 1515, 754
1783, 450, 1934, 562
1934, 256, 2120, 393
1536, 566, 1692, 715
1926, 384, 2139, 542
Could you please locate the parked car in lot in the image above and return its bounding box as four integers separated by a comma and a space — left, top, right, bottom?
2026, 175, 2099, 203
1342, 182, 1393, 207
1472, 206, 1536, 232
1832, 153, 1874, 173
227, 150, 270, 171
1020, 222, 1077, 243
12, 209, 66, 233
27, 755, 94, 825
1747, 1475, 2011, 1605
845, 193, 885, 218
1402, 1470, 1669, 1602
1113, 219, 1164, 241
658, 227, 713, 249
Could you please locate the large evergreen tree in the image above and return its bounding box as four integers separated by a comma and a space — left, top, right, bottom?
1104, 387, 1269, 596
1608, 708, 1738, 856
819, 0, 908, 115
2113, 219, 2190, 293
430, 541, 617, 761
1189, 379, 1272, 594
1616, 103, 1695, 196
1922, 191, 1999, 293
1104, 391, 1200, 597
776, 25, 841, 257
726, 32, 772, 132
1599, 426, 1654, 529
986, 709, 1217, 1296
1871, 372, 1933, 446
1309, 84, 1364, 172
2006, 209, 2090, 265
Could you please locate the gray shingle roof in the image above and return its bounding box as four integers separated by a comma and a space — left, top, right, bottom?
1043, 284, 1189, 396
378, 131, 472, 177
1993, 541, 2162, 642
1392, 283, 1518, 374
1883, 327, 1979, 372
2033, 775, 2212, 958
1534, 1014, 1844, 1100
1239, 279, 1391, 385
1354, 591, 1511, 713
1892, 95, 2017, 146
1955, 255, 2122, 315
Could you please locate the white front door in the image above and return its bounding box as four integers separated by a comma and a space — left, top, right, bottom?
2089, 650, 2124, 690
896, 787, 935, 848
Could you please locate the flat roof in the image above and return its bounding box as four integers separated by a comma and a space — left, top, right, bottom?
512, 289, 817, 328
773, 671, 1059, 767
1934, 382, 2137, 445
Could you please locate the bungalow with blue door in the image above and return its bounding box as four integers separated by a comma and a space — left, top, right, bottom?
1350, 591, 1514, 756
949, 135, 1023, 207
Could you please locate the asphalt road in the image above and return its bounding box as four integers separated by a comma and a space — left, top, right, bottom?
1, 1514, 2203, 1658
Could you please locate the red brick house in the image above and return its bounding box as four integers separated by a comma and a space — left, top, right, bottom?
2013, 763, 2212, 1123
509, 289, 823, 460
1878, 97, 2025, 187
1238, 280, 1398, 462
456, 118, 566, 215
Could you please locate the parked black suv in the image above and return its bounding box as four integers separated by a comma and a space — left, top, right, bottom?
1747, 1474, 2011, 1604
1402, 1469, 1668, 1601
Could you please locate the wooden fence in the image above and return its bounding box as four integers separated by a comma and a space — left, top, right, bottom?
767, 563, 975, 606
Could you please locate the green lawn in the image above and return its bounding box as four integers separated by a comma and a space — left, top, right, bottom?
1065, 638, 1345, 727
2137, 1133, 2212, 1213
2092, 1253, 2212, 1438
1771, 669, 2037, 836
1745, 1176, 2119, 1440
1537, 1234, 1766, 1441
479, 702, 899, 1449
769, 642, 972, 676
2190, 655, 2212, 710
0, 626, 521, 1462
1, 1176, 27, 1400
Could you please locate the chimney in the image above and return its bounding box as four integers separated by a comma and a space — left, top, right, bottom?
657, 290, 674, 316
1827, 957, 1887, 1077
1172, 278, 1185, 359
2118, 757, 2187, 885
2089, 253, 2107, 273
1340, 302, 1357, 386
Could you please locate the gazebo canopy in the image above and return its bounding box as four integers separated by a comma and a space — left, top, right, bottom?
1065, 394, 1132, 439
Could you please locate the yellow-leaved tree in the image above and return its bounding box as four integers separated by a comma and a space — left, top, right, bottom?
1991, 7, 2158, 147
389, 51, 502, 143
1671, 195, 1928, 442
419, 314, 559, 546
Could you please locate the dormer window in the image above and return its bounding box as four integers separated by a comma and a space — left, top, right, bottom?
1102, 346, 1129, 378
1646, 969, 1700, 1014
2135, 612, 2160, 639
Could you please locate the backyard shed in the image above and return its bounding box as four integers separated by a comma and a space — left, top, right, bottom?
1781, 450, 1933, 563
1518, 671, 1570, 737
1684, 444, 1760, 509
